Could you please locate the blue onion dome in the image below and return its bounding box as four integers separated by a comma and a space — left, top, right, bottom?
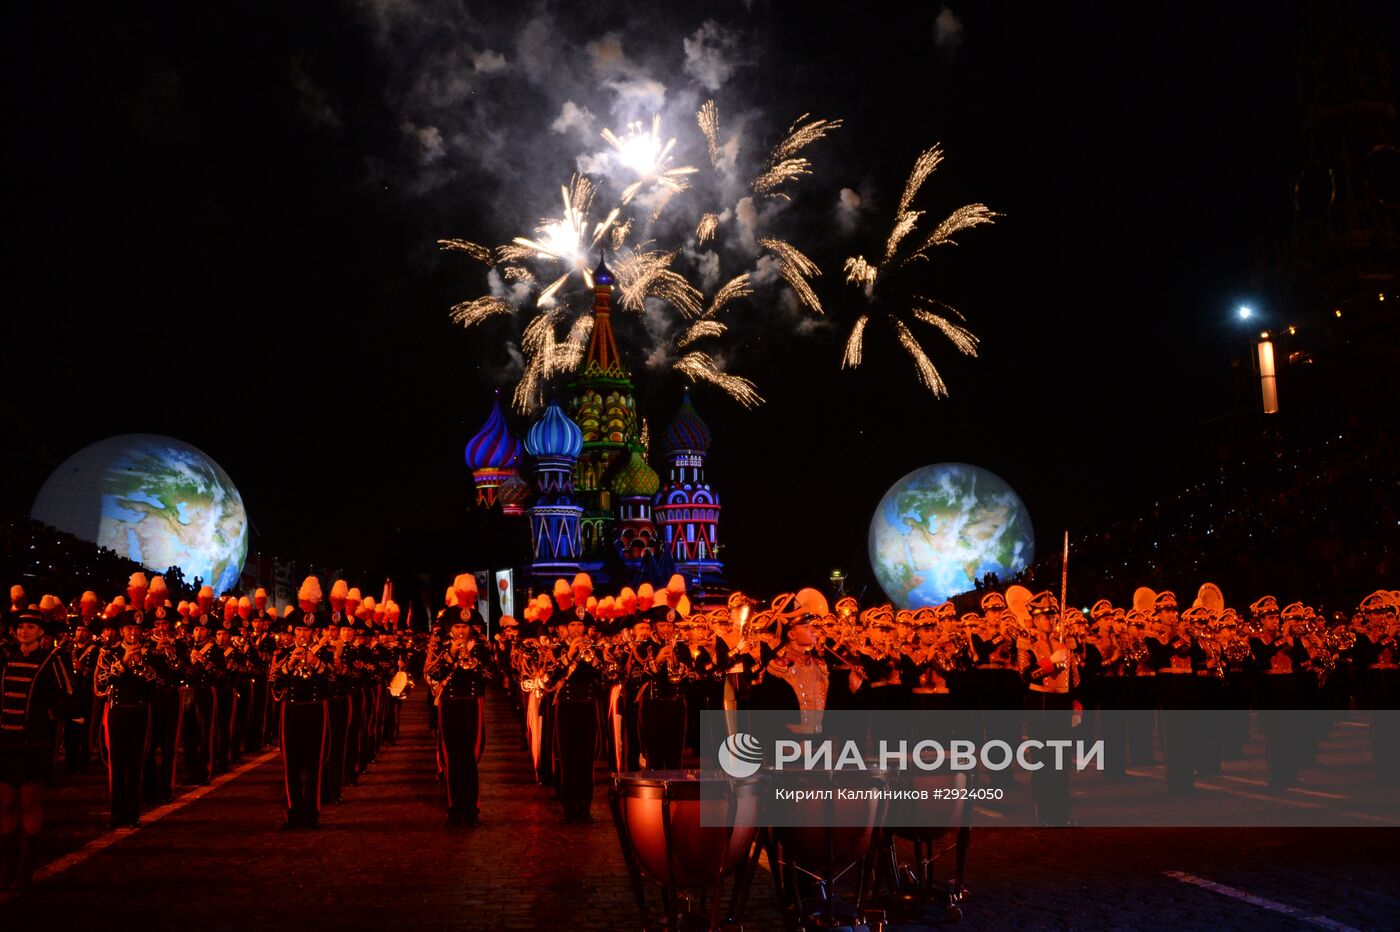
610, 444, 660, 497
662, 390, 711, 455
525, 401, 584, 459
464, 395, 522, 470
593, 256, 614, 286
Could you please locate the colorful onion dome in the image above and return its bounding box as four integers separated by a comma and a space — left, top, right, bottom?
610, 445, 660, 498
525, 401, 583, 459
662, 390, 711, 455
593, 256, 614, 286
464, 395, 522, 471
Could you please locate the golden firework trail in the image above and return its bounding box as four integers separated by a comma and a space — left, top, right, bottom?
706, 273, 752, 318
602, 114, 698, 205
449, 296, 513, 329
696, 212, 719, 245
522, 310, 562, 358
759, 237, 823, 313
890, 317, 947, 397
675, 352, 764, 409
503, 265, 537, 287
614, 249, 703, 317
912, 303, 979, 356
438, 239, 495, 265
677, 319, 726, 349
903, 204, 999, 264
548, 314, 594, 375
843, 256, 878, 292
611, 219, 633, 253
840, 144, 996, 397
753, 114, 843, 199
511, 175, 619, 305
842, 314, 869, 368
697, 100, 721, 168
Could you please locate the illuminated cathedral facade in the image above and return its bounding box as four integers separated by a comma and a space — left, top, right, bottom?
463, 259, 724, 588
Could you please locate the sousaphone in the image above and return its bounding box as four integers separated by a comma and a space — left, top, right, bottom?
1194, 583, 1225, 618
1005, 585, 1033, 626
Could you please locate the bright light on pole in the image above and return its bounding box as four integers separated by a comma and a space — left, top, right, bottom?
1238, 306, 1253, 320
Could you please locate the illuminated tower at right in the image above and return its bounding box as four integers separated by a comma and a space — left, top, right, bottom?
653, 390, 723, 582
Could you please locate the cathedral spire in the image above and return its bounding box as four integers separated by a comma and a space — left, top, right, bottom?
583, 254, 626, 378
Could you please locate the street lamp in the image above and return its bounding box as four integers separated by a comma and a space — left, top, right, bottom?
1237, 306, 1253, 321
829, 568, 846, 596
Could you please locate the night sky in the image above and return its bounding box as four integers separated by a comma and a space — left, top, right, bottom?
5, 1, 1397, 594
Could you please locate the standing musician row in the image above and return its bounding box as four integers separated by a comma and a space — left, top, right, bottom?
489, 577, 1399, 826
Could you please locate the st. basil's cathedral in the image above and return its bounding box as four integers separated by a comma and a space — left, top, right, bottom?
462, 259, 723, 591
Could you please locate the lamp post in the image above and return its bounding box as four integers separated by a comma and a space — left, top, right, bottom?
1257, 336, 1279, 415
829, 568, 846, 597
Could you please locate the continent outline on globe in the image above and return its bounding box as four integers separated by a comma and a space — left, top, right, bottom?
31, 433, 249, 594
869, 462, 1034, 609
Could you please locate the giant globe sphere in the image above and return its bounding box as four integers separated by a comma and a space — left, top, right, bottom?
869, 463, 1034, 609
31, 434, 249, 594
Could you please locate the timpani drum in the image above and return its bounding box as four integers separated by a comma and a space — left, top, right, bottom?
611, 769, 764, 929
769, 768, 889, 927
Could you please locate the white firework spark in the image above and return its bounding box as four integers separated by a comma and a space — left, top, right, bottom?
602, 114, 698, 205
511, 175, 619, 305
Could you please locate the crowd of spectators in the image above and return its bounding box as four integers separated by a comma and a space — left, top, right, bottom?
0, 510, 199, 608
966, 430, 1398, 614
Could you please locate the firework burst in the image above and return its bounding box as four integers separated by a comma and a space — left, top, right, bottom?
444, 98, 841, 415
841, 144, 996, 397
602, 114, 699, 205
508, 175, 619, 305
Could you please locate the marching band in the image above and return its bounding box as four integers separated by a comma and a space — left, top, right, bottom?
1, 568, 1397, 885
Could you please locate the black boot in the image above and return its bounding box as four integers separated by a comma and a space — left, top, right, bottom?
14, 832, 37, 889
0, 831, 16, 890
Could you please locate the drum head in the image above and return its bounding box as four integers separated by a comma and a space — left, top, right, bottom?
389, 671, 409, 696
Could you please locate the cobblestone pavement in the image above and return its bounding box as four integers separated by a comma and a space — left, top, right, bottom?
1, 693, 1397, 930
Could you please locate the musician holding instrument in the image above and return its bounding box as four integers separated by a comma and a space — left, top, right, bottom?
629, 578, 690, 770
1357, 591, 1400, 783
183, 611, 220, 785
551, 617, 612, 822
245, 599, 277, 753
142, 591, 186, 804
1, 609, 72, 890
94, 592, 159, 829
426, 584, 494, 827
61, 599, 101, 776
1248, 595, 1311, 788
1018, 590, 1076, 825
270, 577, 335, 829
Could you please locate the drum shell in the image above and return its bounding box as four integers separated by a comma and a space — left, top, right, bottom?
773, 769, 886, 869
886, 770, 966, 841
614, 770, 762, 890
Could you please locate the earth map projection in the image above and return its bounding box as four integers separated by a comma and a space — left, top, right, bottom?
31, 434, 248, 594
869, 463, 1035, 609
